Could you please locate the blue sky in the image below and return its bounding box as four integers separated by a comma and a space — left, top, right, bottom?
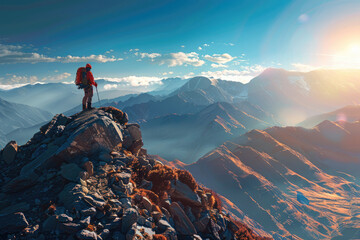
1, 0, 360, 87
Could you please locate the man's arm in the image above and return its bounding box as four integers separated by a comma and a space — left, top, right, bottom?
87, 72, 97, 87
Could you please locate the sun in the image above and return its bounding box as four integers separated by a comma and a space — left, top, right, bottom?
348, 44, 360, 54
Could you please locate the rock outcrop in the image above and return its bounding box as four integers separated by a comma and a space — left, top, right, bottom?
0, 108, 270, 240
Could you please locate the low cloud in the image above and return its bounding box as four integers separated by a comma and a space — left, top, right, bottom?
42, 72, 71, 82
0, 74, 39, 84
134, 51, 204, 67
201, 65, 265, 83
204, 53, 235, 64
160, 52, 205, 67
162, 71, 174, 75
103, 84, 118, 90
98, 76, 162, 87
211, 63, 228, 68
0, 43, 123, 64
56, 55, 122, 63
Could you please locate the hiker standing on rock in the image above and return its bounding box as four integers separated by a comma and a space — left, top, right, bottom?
75, 63, 98, 111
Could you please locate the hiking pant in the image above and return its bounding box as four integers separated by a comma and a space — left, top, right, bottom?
83, 85, 93, 107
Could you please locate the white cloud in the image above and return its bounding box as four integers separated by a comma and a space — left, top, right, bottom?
183, 72, 195, 79
105, 49, 114, 54
203, 44, 210, 47
181, 45, 185, 48
0, 83, 29, 90
103, 84, 118, 90
162, 71, 174, 75
134, 52, 162, 62
159, 52, 205, 67
201, 65, 266, 83
129, 49, 139, 52
204, 53, 236, 64
0, 43, 123, 64
198, 47, 202, 50
57, 54, 122, 63
42, 72, 71, 82
98, 76, 162, 87
1, 74, 39, 84
139, 52, 161, 59
211, 63, 228, 68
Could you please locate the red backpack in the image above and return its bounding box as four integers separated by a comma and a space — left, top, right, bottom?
75, 67, 88, 85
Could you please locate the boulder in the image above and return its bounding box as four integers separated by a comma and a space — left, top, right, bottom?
81, 207, 97, 217
58, 213, 73, 223
76, 229, 98, 240
169, 202, 197, 236
99, 229, 110, 240
42, 215, 58, 232
83, 161, 94, 176
79, 216, 91, 227
0, 212, 29, 234
125, 223, 137, 240
115, 172, 131, 184
157, 219, 173, 232
112, 231, 126, 240
170, 180, 202, 207
141, 197, 152, 212
59, 183, 87, 209
60, 163, 83, 182
0, 202, 30, 215
83, 195, 106, 210
121, 208, 139, 233
58, 222, 82, 234
1, 141, 17, 164
11, 110, 123, 191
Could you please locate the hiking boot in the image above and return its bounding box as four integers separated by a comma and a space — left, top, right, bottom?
87, 102, 94, 110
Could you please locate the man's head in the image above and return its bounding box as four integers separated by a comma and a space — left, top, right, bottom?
86, 63, 92, 72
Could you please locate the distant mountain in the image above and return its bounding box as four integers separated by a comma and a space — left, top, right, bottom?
166, 120, 360, 239
0, 98, 52, 148
0, 80, 140, 114
298, 105, 360, 128
247, 68, 360, 125
141, 101, 275, 163
65, 93, 162, 116
0, 130, 7, 148
169, 76, 246, 105
123, 94, 206, 122
6, 122, 45, 146
149, 77, 188, 96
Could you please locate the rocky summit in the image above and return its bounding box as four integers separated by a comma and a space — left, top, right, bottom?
0, 108, 269, 240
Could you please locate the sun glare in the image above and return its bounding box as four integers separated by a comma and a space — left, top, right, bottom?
349, 44, 360, 54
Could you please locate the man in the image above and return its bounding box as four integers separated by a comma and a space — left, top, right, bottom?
82, 63, 98, 110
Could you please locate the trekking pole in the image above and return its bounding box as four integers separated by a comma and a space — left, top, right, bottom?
96, 86, 102, 108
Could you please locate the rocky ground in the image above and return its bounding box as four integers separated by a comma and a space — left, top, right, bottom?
0, 107, 271, 240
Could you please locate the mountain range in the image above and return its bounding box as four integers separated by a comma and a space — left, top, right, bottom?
0, 97, 52, 148
299, 105, 360, 128
164, 119, 360, 239
0, 108, 271, 240
141, 101, 276, 163
247, 68, 360, 125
